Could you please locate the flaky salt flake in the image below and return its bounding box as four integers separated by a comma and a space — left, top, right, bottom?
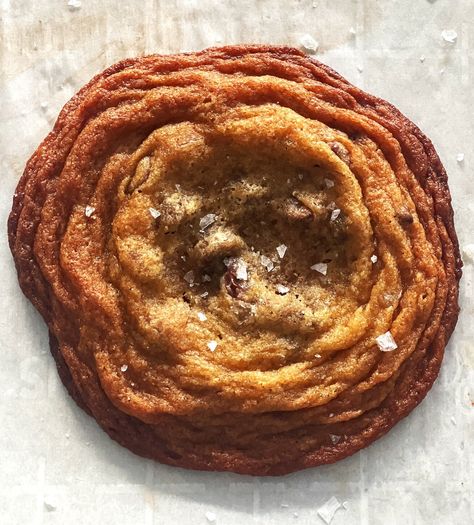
120, 364, 128, 372
199, 213, 217, 231
357, 65, 363, 73
293, 512, 299, 518
325, 178, 335, 188
330, 209, 341, 221
456, 153, 465, 163
202, 274, 212, 282
67, 0, 81, 10
184, 270, 195, 283
420, 55, 426, 63
317, 496, 342, 524
376, 331, 398, 352
276, 244, 288, 259
200, 291, 209, 298
281, 503, 289, 508
441, 29, 457, 43
149, 207, 161, 219
299, 34, 319, 54
197, 312, 207, 322
235, 259, 248, 281
40, 101, 48, 109
349, 27, 356, 35
276, 284, 289, 295
298, 173, 304, 180
371, 255, 378, 264
329, 434, 341, 444
260, 255, 274, 272
342, 501, 349, 510
315, 353, 322, 358
44, 498, 57, 512
205, 511, 217, 523
450, 417, 457, 426
84, 205, 95, 217
462, 244, 474, 263
207, 340, 218, 352
311, 262, 327, 275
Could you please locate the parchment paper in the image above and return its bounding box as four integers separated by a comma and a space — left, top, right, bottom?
1, 1, 472, 523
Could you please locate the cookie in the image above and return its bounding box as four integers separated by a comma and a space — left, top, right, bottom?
8, 45, 462, 475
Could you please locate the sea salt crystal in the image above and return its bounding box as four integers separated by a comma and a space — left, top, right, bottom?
349, 27, 356, 35
207, 340, 218, 352
441, 29, 457, 43
120, 364, 128, 372
205, 511, 216, 522
298, 173, 304, 180
376, 331, 398, 352
276, 244, 287, 259
260, 255, 274, 272
420, 55, 426, 63
67, 0, 81, 10
325, 178, 335, 188
200, 291, 209, 298
276, 284, 290, 295
197, 312, 207, 322
462, 244, 474, 263
235, 259, 248, 281
456, 153, 465, 163
184, 270, 195, 283
317, 496, 342, 524
84, 205, 95, 217
329, 434, 341, 444
311, 262, 327, 275
40, 101, 48, 109
299, 34, 319, 54
199, 213, 217, 231
371, 255, 378, 264
330, 209, 341, 221
44, 498, 57, 512
149, 207, 161, 219
202, 274, 212, 282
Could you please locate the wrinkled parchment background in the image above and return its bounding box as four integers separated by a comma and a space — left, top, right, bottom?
1, 1, 472, 523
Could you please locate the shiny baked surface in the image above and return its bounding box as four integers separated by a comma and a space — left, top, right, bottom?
8, 45, 461, 475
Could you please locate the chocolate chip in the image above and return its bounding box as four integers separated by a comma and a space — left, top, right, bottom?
396, 212, 414, 227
